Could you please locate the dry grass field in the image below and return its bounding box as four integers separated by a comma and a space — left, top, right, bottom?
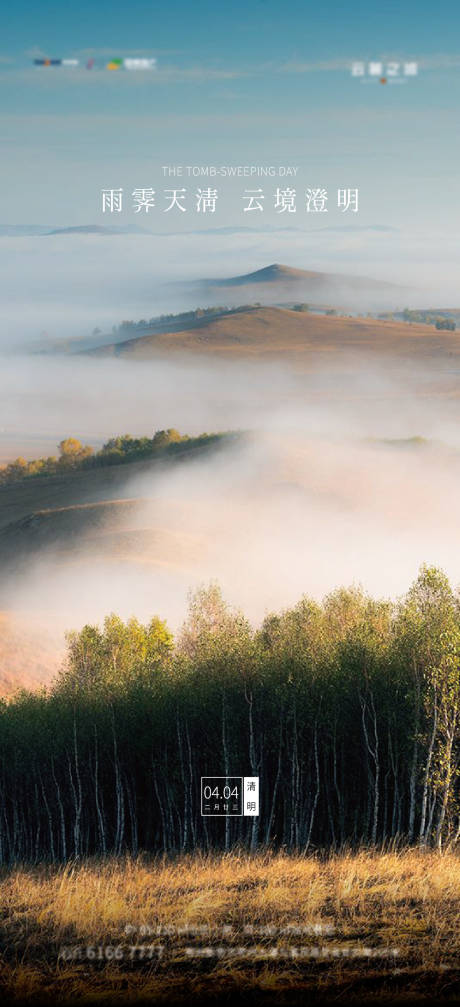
0, 849, 459, 1003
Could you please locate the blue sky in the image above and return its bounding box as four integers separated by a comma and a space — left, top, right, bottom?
1, 0, 460, 230
2, 0, 459, 66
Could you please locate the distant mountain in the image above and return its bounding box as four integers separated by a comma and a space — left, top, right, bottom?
45, 224, 148, 236
205, 261, 400, 290
205, 263, 322, 286
0, 224, 148, 237
194, 262, 409, 312
0, 225, 58, 236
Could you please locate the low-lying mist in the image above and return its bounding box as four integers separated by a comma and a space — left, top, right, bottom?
1, 227, 460, 351
1, 350, 459, 457
2, 348, 460, 689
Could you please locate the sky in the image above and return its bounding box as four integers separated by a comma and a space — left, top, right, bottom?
1, 0, 460, 233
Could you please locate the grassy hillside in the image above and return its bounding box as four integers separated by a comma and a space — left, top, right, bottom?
0, 432, 233, 531
89, 305, 460, 363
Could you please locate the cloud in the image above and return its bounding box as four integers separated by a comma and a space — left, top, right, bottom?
277, 58, 348, 74
0, 58, 251, 86
417, 53, 460, 70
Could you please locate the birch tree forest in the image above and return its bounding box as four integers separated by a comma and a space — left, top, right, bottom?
0, 565, 459, 862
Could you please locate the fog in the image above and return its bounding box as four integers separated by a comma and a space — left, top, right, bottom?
2, 348, 460, 691
1, 227, 460, 350
1, 351, 459, 460
11, 425, 460, 622
1, 222, 460, 687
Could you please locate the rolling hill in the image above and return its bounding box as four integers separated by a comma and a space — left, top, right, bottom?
88, 304, 460, 365
0, 436, 230, 540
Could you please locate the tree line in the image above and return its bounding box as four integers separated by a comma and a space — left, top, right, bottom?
400, 308, 457, 329
0, 429, 228, 485
0, 566, 459, 863
112, 304, 264, 336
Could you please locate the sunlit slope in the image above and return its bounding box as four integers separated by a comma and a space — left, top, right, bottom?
0, 498, 204, 569
0, 439, 229, 532
90, 306, 460, 363
0, 611, 65, 694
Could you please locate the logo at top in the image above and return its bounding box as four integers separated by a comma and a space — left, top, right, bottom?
351, 61, 418, 84
106, 58, 157, 70
33, 57, 157, 71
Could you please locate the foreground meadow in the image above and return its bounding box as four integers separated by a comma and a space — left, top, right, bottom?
0, 848, 459, 1003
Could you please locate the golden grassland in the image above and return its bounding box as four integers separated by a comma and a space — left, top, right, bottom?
95, 306, 460, 362
0, 848, 459, 1003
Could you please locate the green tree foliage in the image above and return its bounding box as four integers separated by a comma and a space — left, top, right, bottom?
402, 308, 456, 329
117, 306, 231, 333
435, 318, 456, 331
59, 614, 173, 696
0, 430, 229, 485
151, 429, 182, 450
0, 569, 459, 862
58, 438, 94, 467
